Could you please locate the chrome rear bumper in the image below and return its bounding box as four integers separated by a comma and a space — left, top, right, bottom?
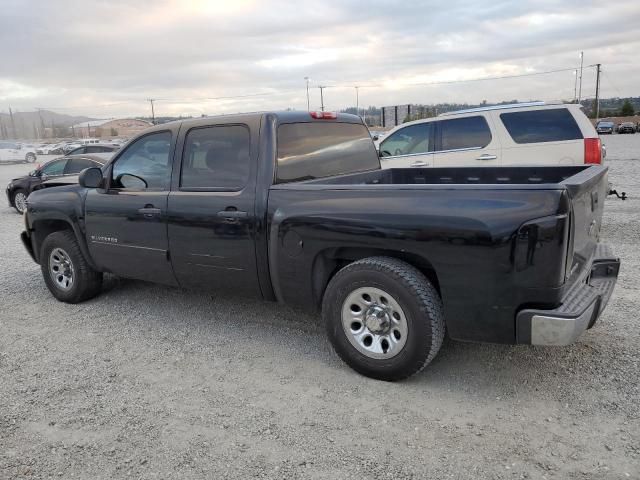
516, 244, 620, 346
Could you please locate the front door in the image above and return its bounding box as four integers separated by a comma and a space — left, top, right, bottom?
378, 122, 434, 168
85, 129, 177, 285
167, 121, 261, 297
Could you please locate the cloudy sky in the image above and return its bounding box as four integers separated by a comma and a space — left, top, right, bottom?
1, 0, 639, 118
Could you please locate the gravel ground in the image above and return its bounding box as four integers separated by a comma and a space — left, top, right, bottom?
1, 140, 639, 479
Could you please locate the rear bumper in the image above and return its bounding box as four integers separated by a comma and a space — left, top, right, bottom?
516, 244, 620, 345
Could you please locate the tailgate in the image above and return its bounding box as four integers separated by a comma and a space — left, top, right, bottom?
562, 165, 609, 282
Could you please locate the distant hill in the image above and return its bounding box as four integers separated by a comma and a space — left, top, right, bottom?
0, 110, 95, 140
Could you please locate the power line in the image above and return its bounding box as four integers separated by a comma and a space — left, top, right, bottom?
7, 64, 601, 117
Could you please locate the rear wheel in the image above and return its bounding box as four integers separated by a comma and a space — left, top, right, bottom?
25, 153, 36, 163
322, 256, 445, 381
40, 230, 102, 303
12, 189, 28, 214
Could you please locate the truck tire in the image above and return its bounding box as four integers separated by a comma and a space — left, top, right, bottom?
40, 230, 102, 303
322, 256, 445, 381
12, 189, 28, 214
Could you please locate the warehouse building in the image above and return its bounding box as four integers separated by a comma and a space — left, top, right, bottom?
71, 118, 153, 138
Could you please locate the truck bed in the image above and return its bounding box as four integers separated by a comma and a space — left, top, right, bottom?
269, 164, 609, 344
301, 165, 594, 189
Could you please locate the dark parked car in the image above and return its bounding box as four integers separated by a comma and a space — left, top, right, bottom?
66, 144, 120, 155
617, 122, 636, 134
6, 153, 111, 213
596, 121, 615, 134
20, 112, 619, 381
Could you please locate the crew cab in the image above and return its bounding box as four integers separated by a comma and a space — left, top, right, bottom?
21, 112, 620, 380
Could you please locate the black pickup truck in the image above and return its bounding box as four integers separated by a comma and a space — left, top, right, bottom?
21, 111, 620, 380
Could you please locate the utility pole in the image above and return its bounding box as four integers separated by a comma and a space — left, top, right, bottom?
573, 69, 578, 103
594, 63, 601, 120
304, 77, 310, 111
577, 51, 584, 104
8, 107, 16, 139
37, 108, 46, 139
147, 98, 156, 124
355, 86, 360, 118
318, 86, 326, 111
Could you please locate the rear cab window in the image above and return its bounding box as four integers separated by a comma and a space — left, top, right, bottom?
500, 108, 583, 144
276, 122, 379, 183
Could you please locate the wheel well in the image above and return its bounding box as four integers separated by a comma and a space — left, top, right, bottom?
312, 247, 441, 307
32, 220, 74, 262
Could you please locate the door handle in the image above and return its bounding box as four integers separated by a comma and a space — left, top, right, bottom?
217, 210, 248, 219
138, 206, 161, 218
476, 154, 497, 161
410, 161, 429, 167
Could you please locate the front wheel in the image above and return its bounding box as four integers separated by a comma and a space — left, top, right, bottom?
12, 189, 28, 214
40, 230, 103, 303
322, 256, 445, 381
25, 153, 36, 163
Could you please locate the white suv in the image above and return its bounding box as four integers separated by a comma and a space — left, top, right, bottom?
378, 103, 603, 168
0, 142, 37, 163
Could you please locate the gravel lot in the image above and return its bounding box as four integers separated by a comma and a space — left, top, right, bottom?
1, 139, 639, 479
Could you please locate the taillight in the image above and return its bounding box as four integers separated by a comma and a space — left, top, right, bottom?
584, 138, 602, 164
309, 111, 338, 119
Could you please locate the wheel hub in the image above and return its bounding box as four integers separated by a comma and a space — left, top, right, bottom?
341, 287, 408, 359
364, 305, 390, 334
49, 247, 74, 290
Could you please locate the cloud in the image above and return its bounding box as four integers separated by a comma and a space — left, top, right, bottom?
1, 0, 639, 116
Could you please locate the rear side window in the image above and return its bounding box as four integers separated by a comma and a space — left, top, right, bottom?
500, 108, 582, 144
277, 122, 378, 183
181, 125, 250, 190
65, 157, 100, 174
437, 116, 491, 151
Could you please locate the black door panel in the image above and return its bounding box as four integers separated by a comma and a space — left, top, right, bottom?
85, 190, 176, 285
167, 123, 260, 296
84, 129, 177, 285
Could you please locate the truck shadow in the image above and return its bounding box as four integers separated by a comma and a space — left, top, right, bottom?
95, 276, 618, 402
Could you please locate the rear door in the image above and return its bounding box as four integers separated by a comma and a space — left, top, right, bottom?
433, 115, 499, 167
495, 107, 584, 165
84, 129, 177, 285
167, 117, 261, 296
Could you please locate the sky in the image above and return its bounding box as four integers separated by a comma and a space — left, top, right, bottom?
1, 0, 639, 118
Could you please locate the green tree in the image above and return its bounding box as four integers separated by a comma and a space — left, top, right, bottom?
620, 100, 635, 116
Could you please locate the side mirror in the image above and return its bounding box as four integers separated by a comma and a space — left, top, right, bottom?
116, 173, 148, 189
29, 170, 38, 177
78, 167, 104, 188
